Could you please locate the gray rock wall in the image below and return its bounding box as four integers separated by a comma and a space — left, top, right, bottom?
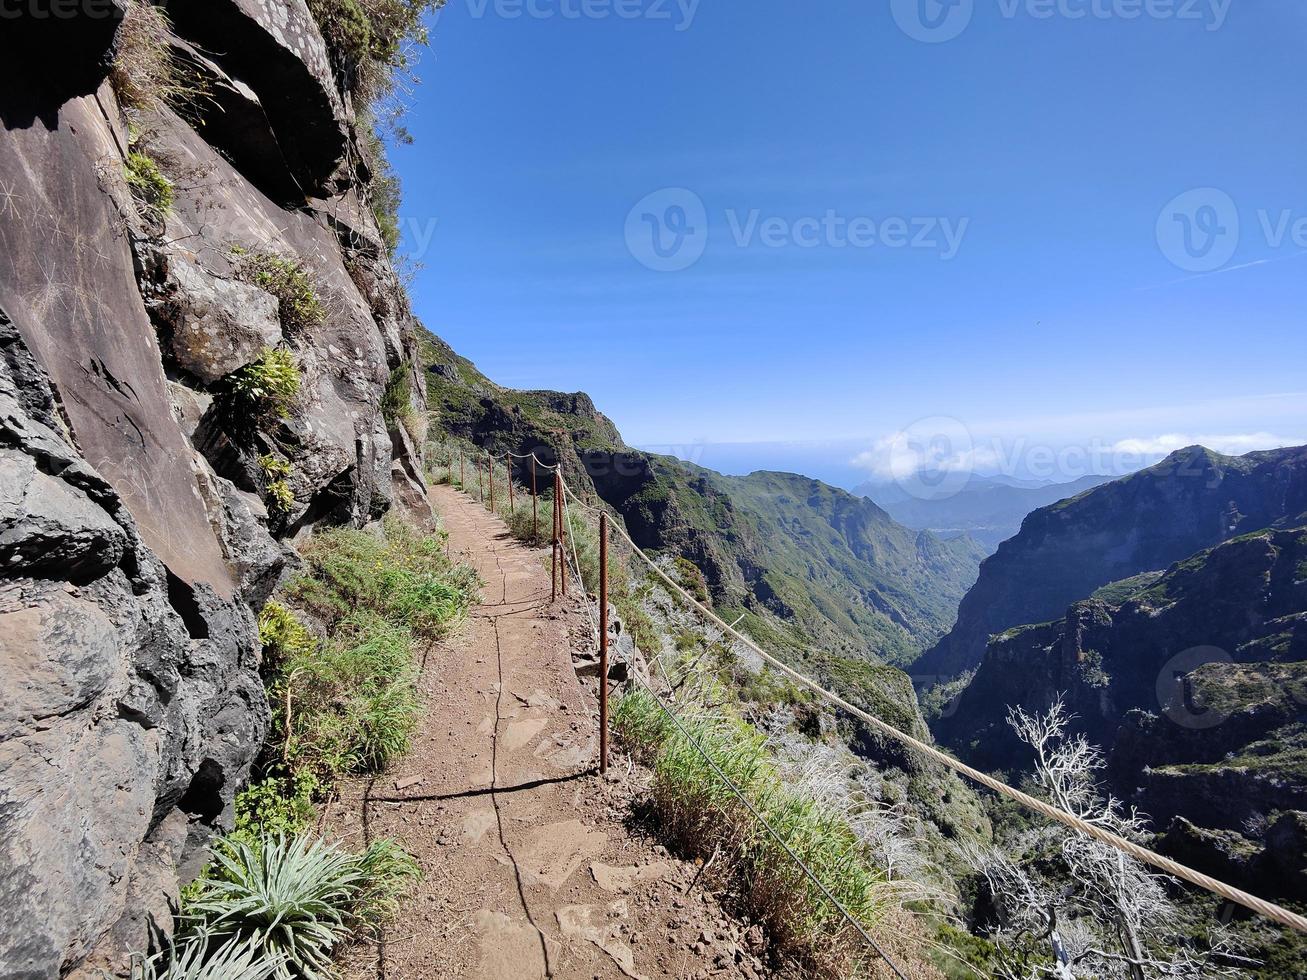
0, 3, 432, 975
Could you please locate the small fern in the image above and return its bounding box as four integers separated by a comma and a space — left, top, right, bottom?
228, 348, 301, 418
125, 151, 173, 219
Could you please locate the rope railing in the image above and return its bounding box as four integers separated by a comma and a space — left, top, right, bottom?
551, 479, 1307, 937
442, 448, 1307, 937
554, 493, 910, 980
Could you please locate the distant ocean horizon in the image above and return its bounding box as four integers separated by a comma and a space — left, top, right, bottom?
634, 438, 1144, 496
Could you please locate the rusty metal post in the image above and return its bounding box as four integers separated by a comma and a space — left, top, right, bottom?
530, 456, 538, 543
508, 456, 515, 512
459, 450, 464, 488
556, 471, 568, 595
550, 472, 559, 602
599, 512, 609, 774
488, 454, 495, 514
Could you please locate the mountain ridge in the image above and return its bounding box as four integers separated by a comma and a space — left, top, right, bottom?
423, 329, 985, 667
861, 472, 1114, 551
912, 443, 1307, 679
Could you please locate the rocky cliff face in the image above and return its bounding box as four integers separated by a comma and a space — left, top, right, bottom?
913, 445, 1307, 679
0, 4, 429, 976
936, 525, 1307, 898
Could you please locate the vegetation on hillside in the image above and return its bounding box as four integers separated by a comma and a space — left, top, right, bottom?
419, 325, 983, 668
135, 515, 477, 978
614, 684, 939, 978
302, 0, 447, 251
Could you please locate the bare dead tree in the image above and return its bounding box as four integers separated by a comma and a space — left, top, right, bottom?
962, 699, 1254, 980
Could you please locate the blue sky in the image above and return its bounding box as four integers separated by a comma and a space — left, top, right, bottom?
391, 0, 1306, 488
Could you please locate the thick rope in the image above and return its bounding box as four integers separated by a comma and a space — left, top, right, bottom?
558, 480, 1307, 935
554, 501, 909, 979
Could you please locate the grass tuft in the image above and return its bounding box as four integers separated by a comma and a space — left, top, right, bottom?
615, 685, 901, 975
231, 247, 327, 335
125, 150, 174, 220
288, 516, 479, 638
226, 348, 301, 420
111, 0, 199, 113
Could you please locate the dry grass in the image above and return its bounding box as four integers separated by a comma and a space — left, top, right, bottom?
613, 686, 943, 978
110, 0, 199, 114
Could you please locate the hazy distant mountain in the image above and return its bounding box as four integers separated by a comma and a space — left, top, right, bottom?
857, 473, 1113, 550
912, 444, 1307, 680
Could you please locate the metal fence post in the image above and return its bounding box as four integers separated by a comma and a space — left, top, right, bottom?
531, 457, 538, 543
551, 471, 559, 602
557, 472, 568, 595
508, 457, 515, 512
599, 511, 609, 774
488, 454, 495, 514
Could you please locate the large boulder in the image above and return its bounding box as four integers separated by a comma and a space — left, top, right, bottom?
0, 312, 268, 979
161, 256, 283, 384
166, 0, 352, 198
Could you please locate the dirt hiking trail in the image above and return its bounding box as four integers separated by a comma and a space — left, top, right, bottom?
334, 485, 769, 980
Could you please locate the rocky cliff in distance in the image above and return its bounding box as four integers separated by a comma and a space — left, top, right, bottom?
0, 4, 430, 976
913, 445, 1307, 680
935, 525, 1307, 900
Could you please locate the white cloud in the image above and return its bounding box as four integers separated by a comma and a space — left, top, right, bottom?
1109, 432, 1303, 458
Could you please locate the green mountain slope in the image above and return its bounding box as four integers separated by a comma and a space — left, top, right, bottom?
422, 328, 983, 667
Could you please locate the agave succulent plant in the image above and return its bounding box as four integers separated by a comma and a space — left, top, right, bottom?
129, 935, 282, 980
185, 835, 364, 980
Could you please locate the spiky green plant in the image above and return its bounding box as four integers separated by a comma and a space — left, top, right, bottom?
129, 935, 282, 980
182, 834, 420, 979
184, 836, 364, 980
